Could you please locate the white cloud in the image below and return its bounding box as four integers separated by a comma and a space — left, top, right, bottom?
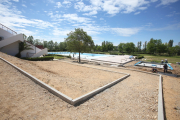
138, 7, 147, 10
0, 0, 53, 34
48, 0, 55, 3
62, 14, 92, 23
74, 1, 100, 16
147, 23, 180, 31
75, 0, 179, 16
16, 29, 35, 36
157, 0, 178, 6
55, 2, 62, 8
161, 0, 178, 5
53, 28, 71, 36
12, 0, 19, 2
62, 0, 72, 8
111, 28, 142, 36
47, 11, 92, 24
22, 4, 27, 7
74, 0, 151, 16
134, 12, 140, 15
83, 11, 97, 16
63, 0, 71, 4
31, 3, 36, 6
166, 11, 180, 17
151, 0, 158, 2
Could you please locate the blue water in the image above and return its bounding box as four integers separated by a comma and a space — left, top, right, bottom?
48, 52, 111, 59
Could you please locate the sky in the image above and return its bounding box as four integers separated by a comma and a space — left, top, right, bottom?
0, 0, 180, 47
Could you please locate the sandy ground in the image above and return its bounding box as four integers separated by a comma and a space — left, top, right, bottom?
0, 52, 179, 119
29, 61, 126, 99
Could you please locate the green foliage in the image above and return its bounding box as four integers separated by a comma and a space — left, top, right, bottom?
27, 36, 34, 45
125, 42, 135, 54
147, 38, 157, 54
118, 43, 125, 55
16, 41, 33, 58
168, 39, 173, 47
101, 41, 113, 52
65, 28, 94, 62
67, 55, 71, 58
34, 39, 43, 46
59, 42, 67, 51
54, 42, 59, 50
48, 40, 54, 50
43, 41, 48, 48
23, 56, 54, 61
23, 34, 27, 40
118, 42, 135, 54
135, 55, 144, 59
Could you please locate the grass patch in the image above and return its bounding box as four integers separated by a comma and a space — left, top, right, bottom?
45, 54, 66, 59
22, 56, 54, 61
139, 54, 180, 64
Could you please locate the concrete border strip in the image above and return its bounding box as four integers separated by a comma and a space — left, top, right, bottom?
61, 60, 165, 119
72, 74, 130, 105
0, 57, 129, 106
158, 75, 165, 120
0, 57, 73, 104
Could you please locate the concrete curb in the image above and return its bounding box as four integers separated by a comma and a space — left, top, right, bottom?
0, 57, 73, 104
0, 57, 129, 106
72, 74, 130, 105
158, 75, 165, 120
61, 60, 165, 119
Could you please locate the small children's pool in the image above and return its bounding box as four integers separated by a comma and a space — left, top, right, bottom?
48, 52, 111, 59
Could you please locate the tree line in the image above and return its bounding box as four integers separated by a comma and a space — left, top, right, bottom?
24, 34, 180, 56
25, 35, 67, 51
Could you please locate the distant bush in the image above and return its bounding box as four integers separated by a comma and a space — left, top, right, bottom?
109, 52, 119, 55
67, 55, 71, 58
135, 55, 144, 59
45, 54, 64, 57
22, 56, 54, 61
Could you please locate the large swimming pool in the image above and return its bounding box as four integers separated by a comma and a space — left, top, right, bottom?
48, 52, 111, 59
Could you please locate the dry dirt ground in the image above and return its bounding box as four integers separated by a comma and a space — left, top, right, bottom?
0, 52, 179, 119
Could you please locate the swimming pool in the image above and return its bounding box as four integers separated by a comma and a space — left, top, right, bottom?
48, 52, 111, 59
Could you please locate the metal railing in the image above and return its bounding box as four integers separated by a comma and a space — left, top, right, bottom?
0, 23, 17, 35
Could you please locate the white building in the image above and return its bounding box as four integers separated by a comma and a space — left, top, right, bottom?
178, 42, 180, 47
0, 23, 47, 58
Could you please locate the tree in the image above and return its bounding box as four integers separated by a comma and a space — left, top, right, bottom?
65, 28, 94, 62
27, 36, 34, 45
125, 42, 135, 54
144, 41, 147, 52
48, 40, 54, 50
43, 41, 48, 48
147, 38, 156, 54
16, 41, 33, 58
23, 34, 27, 40
54, 42, 59, 50
107, 41, 113, 51
101, 41, 113, 52
156, 39, 162, 55
118, 43, 125, 55
139, 41, 142, 52
59, 42, 67, 51
34, 39, 42, 46
168, 40, 173, 47
97, 45, 102, 51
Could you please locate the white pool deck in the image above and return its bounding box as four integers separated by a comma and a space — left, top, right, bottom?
76, 55, 134, 65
